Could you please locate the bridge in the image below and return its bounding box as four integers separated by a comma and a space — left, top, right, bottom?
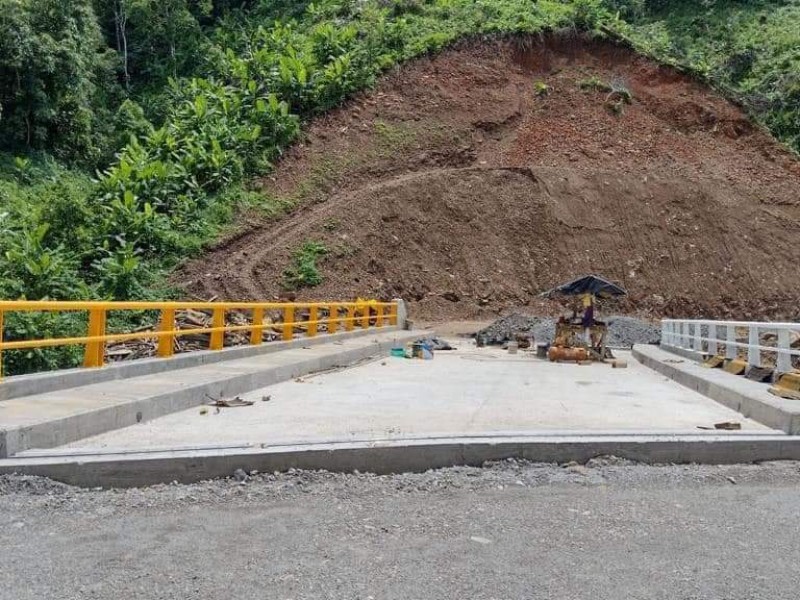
0, 300, 799, 487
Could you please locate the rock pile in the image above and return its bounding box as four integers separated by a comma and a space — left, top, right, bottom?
474, 313, 660, 348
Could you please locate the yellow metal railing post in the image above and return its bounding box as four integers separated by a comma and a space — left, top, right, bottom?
376, 304, 384, 328
210, 307, 225, 350
251, 307, 264, 345
83, 308, 107, 368
308, 306, 318, 337
0, 298, 407, 378
0, 310, 4, 379
157, 308, 176, 357
328, 304, 338, 334
360, 302, 370, 329
283, 306, 294, 341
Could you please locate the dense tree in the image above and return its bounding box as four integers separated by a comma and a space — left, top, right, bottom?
0, 0, 115, 164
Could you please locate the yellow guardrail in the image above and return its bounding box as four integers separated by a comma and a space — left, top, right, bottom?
0, 299, 398, 378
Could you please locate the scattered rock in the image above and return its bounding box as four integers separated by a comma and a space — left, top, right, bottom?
470, 536, 493, 545
566, 465, 591, 476
233, 469, 248, 483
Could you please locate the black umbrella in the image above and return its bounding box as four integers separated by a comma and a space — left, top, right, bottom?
542, 274, 627, 299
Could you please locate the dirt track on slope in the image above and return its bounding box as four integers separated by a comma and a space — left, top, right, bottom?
175, 34, 800, 321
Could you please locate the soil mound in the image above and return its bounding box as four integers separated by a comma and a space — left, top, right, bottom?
176, 34, 800, 321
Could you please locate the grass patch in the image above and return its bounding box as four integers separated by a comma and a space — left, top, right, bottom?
282, 241, 329, 290
374, 120, 419, 156
579, 75, 613, 93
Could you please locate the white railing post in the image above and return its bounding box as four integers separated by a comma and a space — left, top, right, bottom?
726, 325, 737, 360
662, 320, 796, 371
777, 328, 791, 373
748, 326, 760, 367
708, 323, 717, 356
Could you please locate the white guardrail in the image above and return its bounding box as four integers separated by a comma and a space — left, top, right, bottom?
662, 319, 800, 373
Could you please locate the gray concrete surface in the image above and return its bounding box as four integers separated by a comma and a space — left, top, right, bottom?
2, 460, 800, 600
634, 344, 800, 434
0, 326, 402, 401
0, 330, 421, 457
64, 343, 770, 453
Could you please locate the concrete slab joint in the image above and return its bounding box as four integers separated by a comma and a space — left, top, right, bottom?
4, 434, 800, 488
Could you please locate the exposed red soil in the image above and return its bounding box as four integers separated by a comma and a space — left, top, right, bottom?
175, 35, 800, 321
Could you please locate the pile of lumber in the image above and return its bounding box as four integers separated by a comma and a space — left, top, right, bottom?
104, 309, 282, 362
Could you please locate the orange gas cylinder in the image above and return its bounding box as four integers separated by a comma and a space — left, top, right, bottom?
547, 346, 589, 363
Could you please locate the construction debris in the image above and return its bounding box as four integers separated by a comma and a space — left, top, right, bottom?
103, 307, 309, 362
769, 372, 800, 401
474, 314, 660, 348
723, 359, 748, 376
414, 336, 454, 351
699, 421, 742, 431
745, 366, 773, 383
205, 394, 254, 408
702, 355, 724, 369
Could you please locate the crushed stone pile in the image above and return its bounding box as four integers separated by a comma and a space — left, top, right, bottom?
474, 313, 660, 348
474, 314, 555, 346
604, 316, 661, 346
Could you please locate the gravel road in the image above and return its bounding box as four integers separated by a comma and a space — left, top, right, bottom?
3, 459, 800, 599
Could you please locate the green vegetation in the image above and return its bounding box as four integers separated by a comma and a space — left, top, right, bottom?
580, 75, 614, 93
581, 75, 633, 114
282, 241, 329, 290
534, 81, 551, 96
0, 0, 798, 373
615, 0, 800, 151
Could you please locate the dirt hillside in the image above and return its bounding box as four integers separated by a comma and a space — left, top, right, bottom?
176, 35, 800, 321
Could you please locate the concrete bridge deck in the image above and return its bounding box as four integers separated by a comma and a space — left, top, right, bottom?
59, 343, 770, 454
0, 328, 419, 458
4, 331, 800, 487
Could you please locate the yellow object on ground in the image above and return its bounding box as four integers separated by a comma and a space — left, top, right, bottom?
703, 355, 725, 369
769, 372, 800, 401
723, 358, 748, 375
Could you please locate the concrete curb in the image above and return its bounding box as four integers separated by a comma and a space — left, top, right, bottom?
0, 327, 398, 402
3, 433, 800, 488
1, 330, 421, 458
633, 344, 800, 434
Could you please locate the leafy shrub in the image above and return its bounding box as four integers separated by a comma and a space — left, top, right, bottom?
534, 80, 550, 96
282, 242, 329, 290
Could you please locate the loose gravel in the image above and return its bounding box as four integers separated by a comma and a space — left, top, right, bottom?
2, 458, 799, 508
474, 313, 661, 347
3, 461, 800, 600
